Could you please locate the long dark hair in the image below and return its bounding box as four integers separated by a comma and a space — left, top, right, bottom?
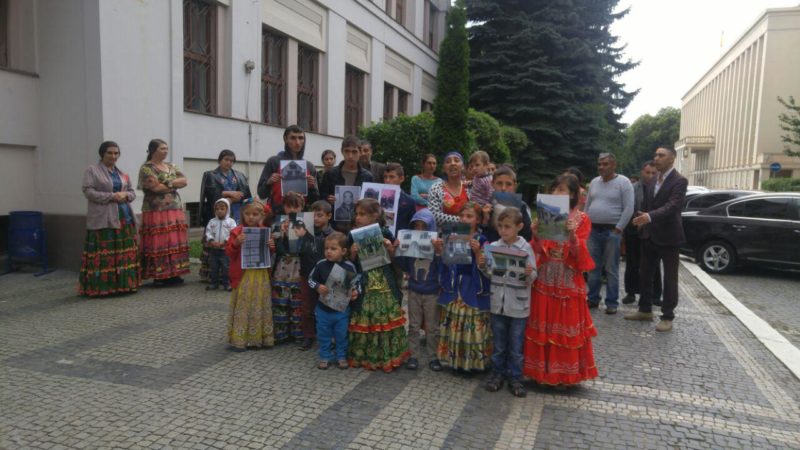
146, 139, 168, 162
354, 198, 385, 227
550, 174, 580, 209
98, 141, 120, 158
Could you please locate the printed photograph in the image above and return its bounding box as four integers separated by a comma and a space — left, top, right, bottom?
536, 194, 570, 242
487, 244, 530, 288
360, 183, 402, 235
351, 223, 391, 271
396, 230, 437, 260
273, 212, 314, 254
280, 160, 308, 196
334, 186, 360, 222
241, 227, 271, 269
442, 224, 473, 265
319, 264, 355, 312
491, 191, 524, 231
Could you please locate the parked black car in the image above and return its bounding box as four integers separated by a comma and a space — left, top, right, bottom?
681, 193, 800, 273
682, 190, 759, 212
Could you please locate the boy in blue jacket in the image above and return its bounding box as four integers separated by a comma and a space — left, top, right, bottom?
397, 208, 442, 371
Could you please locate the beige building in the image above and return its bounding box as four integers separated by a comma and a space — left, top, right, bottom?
676, 6, 800, 189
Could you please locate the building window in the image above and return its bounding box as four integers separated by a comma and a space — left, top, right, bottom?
183, 0, 217, 113
0, 0, 8, 67
421, 100, 433, 112
262, 28, 286, 126
395, 0, 406, 26
383, 83, 394, 121
297, 45, 319, 132
344, 65, 365, 136
423, 0, 432, 49
397, 89, 409, 116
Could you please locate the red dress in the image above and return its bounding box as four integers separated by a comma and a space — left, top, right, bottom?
524, 210, 598, 385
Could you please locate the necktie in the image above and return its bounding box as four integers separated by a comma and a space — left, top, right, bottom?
657, 173, 664, 185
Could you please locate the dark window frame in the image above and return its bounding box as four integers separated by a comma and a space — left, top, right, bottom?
262, 27, 287, 126
397, 89, 409, 116
0, 0, 8, 68
297, 45, 319, 132
383, 83, 394, 121
183, 0, 218, 114
395, 0, 406, 26
344, 65, 365, 136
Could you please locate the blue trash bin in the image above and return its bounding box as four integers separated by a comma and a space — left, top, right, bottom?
4, 211, 54, 276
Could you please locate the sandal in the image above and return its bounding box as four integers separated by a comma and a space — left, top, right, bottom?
485, 373, 505, 392
317, 361, 329, 370
509, 380, 527, 398
337, 360, 349, 370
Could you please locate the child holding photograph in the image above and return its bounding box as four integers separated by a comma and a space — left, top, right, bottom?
348, 198, 410, 372
434, 202, 492, 372
272, 192, 314, 343
482, 166, 533, 243
295, 200, 336, 351
524, 174, 598, 387
468, 151, 494, 206
397, 208, 443, 371
383, 163, 416, 232
205, 198, 236, 291
225, 199, 274, 350
308, 232, 360, 370
478, 207, 537, 397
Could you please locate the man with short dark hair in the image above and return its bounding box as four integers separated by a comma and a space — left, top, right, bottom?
622, 161, 662, 306
359, 140, 385, 183
321, 135, 374, 232
585, 152, 634, 315
257, 125, 319, 214
625, 146, 688, 332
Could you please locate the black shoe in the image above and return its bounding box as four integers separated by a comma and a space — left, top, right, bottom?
622, 293, 636, 304
165, 276, 184, 285
429, 359, 443, 372
587, 302, 599, 309
298, 338, 313, 351
485, 373, 505, 392
223, 285, 232, 292
509, 380, 527, 398
606, 307, 618, 315
406, 358, 419, 370
206, 285, 218, 291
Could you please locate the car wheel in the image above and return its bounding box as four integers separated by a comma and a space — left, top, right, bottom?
698, 240, 737, 274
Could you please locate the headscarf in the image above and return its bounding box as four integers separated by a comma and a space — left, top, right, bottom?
443, 151, 464, 163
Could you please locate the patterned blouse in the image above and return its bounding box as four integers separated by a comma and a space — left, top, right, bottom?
138, 162, 185, 212
427, 180, 470, 228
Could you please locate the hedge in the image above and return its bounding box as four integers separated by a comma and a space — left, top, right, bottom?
761, 177, 800, 192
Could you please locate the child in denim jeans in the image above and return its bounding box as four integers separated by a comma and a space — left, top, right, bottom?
205, 198, 236, 290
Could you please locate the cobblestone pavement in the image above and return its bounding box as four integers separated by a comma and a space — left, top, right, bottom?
706, 265, 800, 348
1, 265, 799, 450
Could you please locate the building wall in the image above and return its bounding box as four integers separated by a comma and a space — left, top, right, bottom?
679, 7, 800, 189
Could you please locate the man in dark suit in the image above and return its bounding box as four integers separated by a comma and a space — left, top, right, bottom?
624, 146, 687, 332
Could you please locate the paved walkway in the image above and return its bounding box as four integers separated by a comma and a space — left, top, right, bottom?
1, 265, 799, 449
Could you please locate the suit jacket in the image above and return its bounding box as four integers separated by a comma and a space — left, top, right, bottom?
639, 169, 688, 247
625, 182, 645, 236
82, 163, 136, 230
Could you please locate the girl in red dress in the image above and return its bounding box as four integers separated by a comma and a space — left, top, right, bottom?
524, 174, 598, 386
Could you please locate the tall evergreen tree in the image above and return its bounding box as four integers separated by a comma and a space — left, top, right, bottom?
431, 0, 472, 154
467, 0, 637, 187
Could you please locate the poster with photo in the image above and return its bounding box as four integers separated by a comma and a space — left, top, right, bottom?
241, 227, 272, 269
486, 244, 530, 288
334, 185, 360, 222
351, 223, 391, 271
280, 160, 308, 196
396, 229, 438, 260
535, 194, 570, 242
360, 183, 401, 235
491, 192, 524, 230
319, 264, 356, 312
272, 212, 315, 254
442, 223, 473, 265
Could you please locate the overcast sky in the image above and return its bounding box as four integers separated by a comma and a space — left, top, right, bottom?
611, 0, 798, 125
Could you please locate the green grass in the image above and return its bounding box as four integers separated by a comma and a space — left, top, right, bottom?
189, 240, 203, 259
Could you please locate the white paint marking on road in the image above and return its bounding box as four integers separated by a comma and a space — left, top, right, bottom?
682, 260, 800, 381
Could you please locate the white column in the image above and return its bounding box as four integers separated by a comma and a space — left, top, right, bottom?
326, 11, 347, 137
229, 0, 262, 121
169, 0, 185, 166
286, 39, 299, 126
411, 65, 423, 115
370, 39, 386, 123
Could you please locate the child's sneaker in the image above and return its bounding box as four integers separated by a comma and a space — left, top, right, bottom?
406, 358, 419, 370
206, 285, 218, 291
485, 373, 504, 392
508, 379, 527, 398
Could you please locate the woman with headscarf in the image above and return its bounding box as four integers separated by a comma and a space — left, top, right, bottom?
427, 152, 471, 230
79, 141, 141, 296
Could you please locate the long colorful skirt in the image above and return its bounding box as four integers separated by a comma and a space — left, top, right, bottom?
198, 235, 211, 282
78, 218, 141, 296
523, 270, 598, 385
140, 209, 190, 280
228, 269, 274, 349
348, 270, 410, 372
437, 298, 492, 371
272, 255, 304, 342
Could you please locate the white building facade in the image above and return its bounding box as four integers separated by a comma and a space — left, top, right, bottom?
0, 0, 448, 269
676, 6, 800, 189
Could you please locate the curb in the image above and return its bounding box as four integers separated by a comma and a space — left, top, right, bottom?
682, 259, 800, 380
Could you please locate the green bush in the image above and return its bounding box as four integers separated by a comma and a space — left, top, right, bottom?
500, 125, 528, 161
360, 112, 435, 191
467, 109, 510, 163
761, 177, 800, 192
